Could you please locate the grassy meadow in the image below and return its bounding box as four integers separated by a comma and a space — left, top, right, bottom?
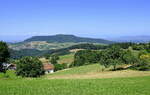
58, 53, 74, 64
39, 53, 74, 65
1, 48, 150, 95
46, 64, 150, 79
1, 63, 150, 95
0, 76, 150, 95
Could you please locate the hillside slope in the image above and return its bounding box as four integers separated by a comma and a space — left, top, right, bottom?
46, 64, 150, 79
9, 41, 78, 50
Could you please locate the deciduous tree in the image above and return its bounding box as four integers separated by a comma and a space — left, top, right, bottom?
0, 41, 10, 73
16, 56, 44, 77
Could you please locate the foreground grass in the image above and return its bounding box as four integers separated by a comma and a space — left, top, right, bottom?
1, 66, 150, 95
0, 76, 150, 95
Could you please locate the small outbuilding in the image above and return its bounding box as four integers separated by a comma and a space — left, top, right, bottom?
43, 64, 54, 74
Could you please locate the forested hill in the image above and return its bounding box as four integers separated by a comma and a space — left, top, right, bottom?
24, 34, 114, 44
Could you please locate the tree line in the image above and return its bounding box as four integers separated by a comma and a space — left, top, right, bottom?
73, 44, 150, 71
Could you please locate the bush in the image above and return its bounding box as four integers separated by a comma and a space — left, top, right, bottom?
54, 63, 67, 71
16, 56, 45, 77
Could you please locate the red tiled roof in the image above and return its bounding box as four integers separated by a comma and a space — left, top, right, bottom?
43, 64, 54, 70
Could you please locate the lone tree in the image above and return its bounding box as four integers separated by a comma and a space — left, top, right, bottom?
0, 41, 10, 73
16, 56, 45, 77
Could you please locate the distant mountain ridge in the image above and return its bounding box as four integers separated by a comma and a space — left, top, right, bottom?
24, 34, 114, 44
110, 35, 150, 43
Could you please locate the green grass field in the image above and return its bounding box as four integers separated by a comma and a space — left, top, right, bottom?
1, 64, 150, 95
58, 53, 74, 64
49, 64, 102, 75
46, 64, 150, 79
1, 50, 150, 95
0, 76, 150, 95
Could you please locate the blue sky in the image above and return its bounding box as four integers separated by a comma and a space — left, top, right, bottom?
0, 0, 149, 41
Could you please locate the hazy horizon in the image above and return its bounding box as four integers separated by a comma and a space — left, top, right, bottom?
2, 34, 150, 43
0, 0, 149, 42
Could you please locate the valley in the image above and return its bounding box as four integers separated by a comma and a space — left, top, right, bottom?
1, 35, 150, 95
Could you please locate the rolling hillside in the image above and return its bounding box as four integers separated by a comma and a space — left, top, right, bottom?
9, 34, 113, 52
46, 64, 150, 79
9, 41, 109, 59
9, 41, 78, 50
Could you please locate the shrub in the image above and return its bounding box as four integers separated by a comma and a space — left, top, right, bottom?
54, 63, 67, 71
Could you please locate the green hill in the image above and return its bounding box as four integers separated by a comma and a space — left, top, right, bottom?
24, 34, 114, 44
9, 41, 78, 50
9, 43, 108, 59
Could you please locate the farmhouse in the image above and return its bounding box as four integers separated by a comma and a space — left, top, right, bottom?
8, 64, 16, 70
2, 63, 16, 70
43, 64, 54, 74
